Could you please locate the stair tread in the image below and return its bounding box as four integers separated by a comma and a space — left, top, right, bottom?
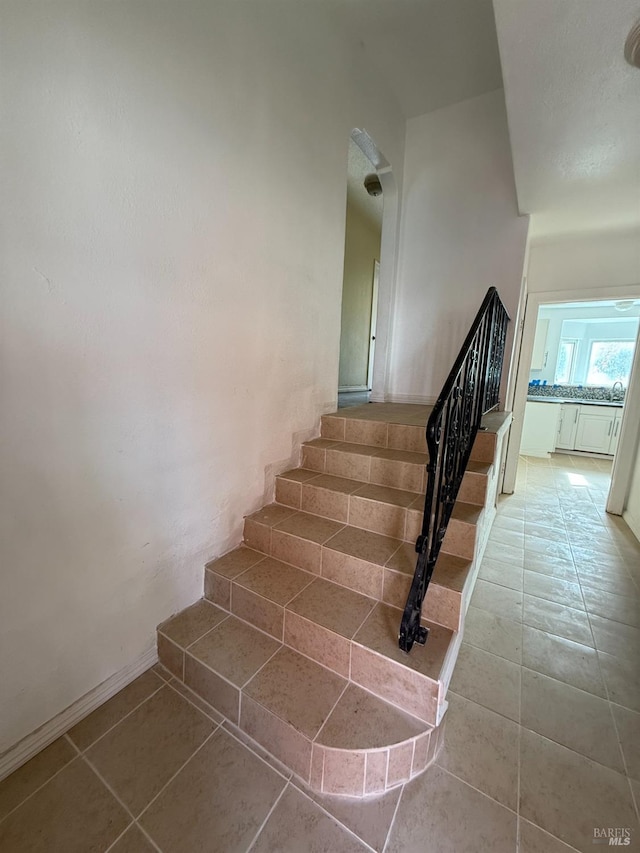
353, 602, 453, 680
278, 467, 323, 483
233, 557, 315, 606
451, 501, 484, 523
302, 439, 429, 466
287, 577, 376, 639
243, 646, 346, 739
205, 545, 266, 579
317, 683, 428, 750
187, 614, 281, 688
466, 460, 492, 476
385, 543, 471, 593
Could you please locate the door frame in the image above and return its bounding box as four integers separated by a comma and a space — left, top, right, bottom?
503, 284, 640, 515
366, 260, 380, 390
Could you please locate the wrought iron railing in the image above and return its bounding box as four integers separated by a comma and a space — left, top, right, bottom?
399, 287, 510, 653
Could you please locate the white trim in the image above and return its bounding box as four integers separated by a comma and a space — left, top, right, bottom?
503, 284, 640, 498
0, 645, 158, 782
623, 506, 640, 541
338, 385, 369, 393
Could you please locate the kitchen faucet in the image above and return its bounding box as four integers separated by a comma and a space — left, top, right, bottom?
610, 380, 624, 401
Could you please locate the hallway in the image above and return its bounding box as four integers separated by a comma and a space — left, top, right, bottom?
0, 456, 638, 852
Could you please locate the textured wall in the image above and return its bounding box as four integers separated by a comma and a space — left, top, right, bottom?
0, 0, 405, 753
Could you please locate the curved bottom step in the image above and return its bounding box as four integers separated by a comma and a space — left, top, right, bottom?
157, 604, 446, 798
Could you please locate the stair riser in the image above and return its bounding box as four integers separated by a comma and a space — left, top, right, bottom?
350, 644, 440, 725
302, 445, 426, 492
276, 480, 421, 542
321, 415, 427, 454
240, 520, 469, 629
158, 621, 446, 797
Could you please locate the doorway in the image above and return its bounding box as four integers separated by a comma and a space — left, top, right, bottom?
337, 138, 383, 401
504, 292, 640, 517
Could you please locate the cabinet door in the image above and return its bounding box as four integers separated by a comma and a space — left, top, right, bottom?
530, 319, 550, 371
575, 412, 615, 453
608, 412, 623, 456
521, 402, 561, 457
556, 405, 580, 449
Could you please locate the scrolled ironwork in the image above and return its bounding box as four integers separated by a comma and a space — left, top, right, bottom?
399, 287, 510, 653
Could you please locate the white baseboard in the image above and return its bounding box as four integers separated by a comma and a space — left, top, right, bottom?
338, 386, 369, 393
0, 645, 158, 782
623, 508, 640, 543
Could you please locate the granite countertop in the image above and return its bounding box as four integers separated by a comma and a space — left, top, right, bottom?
526, 396, 624, 408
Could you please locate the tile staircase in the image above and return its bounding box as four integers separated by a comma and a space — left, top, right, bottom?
157, 404, 510, 797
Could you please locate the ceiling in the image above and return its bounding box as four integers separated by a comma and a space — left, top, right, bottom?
493, 0, 640, 239
330, 0, 503, 119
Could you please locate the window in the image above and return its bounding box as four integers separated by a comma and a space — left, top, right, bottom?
586, 340, 635, 386
554, 339, 578, 384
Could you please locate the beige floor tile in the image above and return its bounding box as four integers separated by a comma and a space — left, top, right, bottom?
523, 573, 585, 610
588, 614, 640, 662
598, 650, 640, 712
522, 553, 579, 582
0, 736, 76, 822
482, 541, 525, 568
611, 704, 640, 782
437, 692, 519, 809
158, 599, 229, 648
354, 602, 451, 679
478, 557, 524, 591
577, 566, 639, 598
274, 511, 345, 544
519, 729, 637, 853
140, 728, 286, 853
519, 820, 580, 853
522, 625, 605, 697
251, 785, 369, 852
109, 824, 157, 852
234, 557, 314, 605
295, 777, 401, 853
489, 527, 526, 549
470, 579, 523, 621
68, 670, 164, 751
287, 577, 375, 639
463, 605, 523, 664
187, 615, 281, 687
521, 669, 624, 772
86, 686, 216, 815
386, 763, 517, 853
0, 758, 129, 853
522, 595, 593, 646
318, 684, 423, 750
205, 546, 266, 579
164, 678, 224, 724
244, 647, 346, 739
325, 526, 400, 566
448, 643, 521, 722
581, 585, 640, 629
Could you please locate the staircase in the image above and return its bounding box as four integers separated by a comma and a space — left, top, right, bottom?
156, 403, 510, 798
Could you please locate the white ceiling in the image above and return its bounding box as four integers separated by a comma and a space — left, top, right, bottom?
331, 0, 503, 119
493, 0, 640, 239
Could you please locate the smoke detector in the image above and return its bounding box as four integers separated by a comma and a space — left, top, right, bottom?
364, 174, 383, 197
625, 19, 640, 68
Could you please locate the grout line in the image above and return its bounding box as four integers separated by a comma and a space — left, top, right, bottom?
381, 779, 405, 853
102, 822, 136, 852
135, 728, 219, 823
64, 677, 166, 755
0, 749, 81, 827
244, 780, 290, 853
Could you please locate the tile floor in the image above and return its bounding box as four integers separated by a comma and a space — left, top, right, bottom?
1, 453, 639, 852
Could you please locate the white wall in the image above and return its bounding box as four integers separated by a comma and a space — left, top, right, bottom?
386, 89, 529, 402
527, 229, 640, 294
0, 0, 406, 755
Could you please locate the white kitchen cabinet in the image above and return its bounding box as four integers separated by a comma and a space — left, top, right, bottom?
608, 411, 623, 456
574, 406, 619, 454
521, 401, 561, 457
556, 404, 581, 450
